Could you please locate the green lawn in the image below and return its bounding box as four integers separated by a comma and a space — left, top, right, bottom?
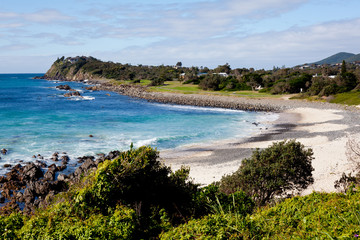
149, 81, 283, 98
330, 91, 360, 105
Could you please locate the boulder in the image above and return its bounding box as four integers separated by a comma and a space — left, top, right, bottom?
64, 91, 81, 97
22, 162, 44, 182
56, 84, 74, 91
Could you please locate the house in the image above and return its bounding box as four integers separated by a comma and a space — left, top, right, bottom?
213, 72, 228, 77
179, 73, 186, 79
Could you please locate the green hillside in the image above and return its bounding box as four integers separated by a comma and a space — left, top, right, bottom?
314, 52, 356, 64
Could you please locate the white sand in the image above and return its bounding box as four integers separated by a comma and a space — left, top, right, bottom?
162, 107, 358, 194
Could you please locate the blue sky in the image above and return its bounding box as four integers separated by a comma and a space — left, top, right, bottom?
1, 0, 360, 73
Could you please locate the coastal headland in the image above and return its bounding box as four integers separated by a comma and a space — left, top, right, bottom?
39, 75, 360, 194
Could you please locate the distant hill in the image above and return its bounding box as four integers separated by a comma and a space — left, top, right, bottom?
343, 53, 360, 63
313, 52, 360, 65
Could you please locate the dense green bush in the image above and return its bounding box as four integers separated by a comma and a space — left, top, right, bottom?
162, 191, 360, 239
220, 140, 314, 205
0, 146, 202, 239
196, 184, 255, 217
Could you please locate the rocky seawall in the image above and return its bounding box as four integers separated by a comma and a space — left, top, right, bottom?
83, 80, 358, 112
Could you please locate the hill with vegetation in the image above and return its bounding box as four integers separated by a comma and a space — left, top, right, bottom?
313, 52, 360, 65
39, 55, 360, 105
313, 52, 356, 65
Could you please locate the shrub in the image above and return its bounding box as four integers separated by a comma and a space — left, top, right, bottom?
74, 146, 200, 238
197, 184, 255, 217
219, 140, 314, 205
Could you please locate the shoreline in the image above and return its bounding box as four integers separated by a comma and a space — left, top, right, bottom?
44, 77, 360, 193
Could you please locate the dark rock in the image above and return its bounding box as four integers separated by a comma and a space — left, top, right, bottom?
57, 174, 68, 181
15, 192, 23, 202
22, 163, 43, 181
1, 148, 7, 155
2, 188, 12, 199
3, 164, 12, 168
0, 176, 7, 183
105, 150, 121, 160
64, 91, 81, 97
34, 181, 51, 196
77, 155, 94, 164
44, 169, 56, 181
95, 158, 105, 166
0, 194, 5, 203
56, 84, 74, 91
35, 160, 47, 168
60, 155, 69, 163
6, 168, 21, 181
89, 134, 94, 137
57, 165, 67, 171
51, 180, 68, 192
85, 86, 100, 91
13, 164, 23, 171
3, 180, 24, 191
74, 158, 96, 179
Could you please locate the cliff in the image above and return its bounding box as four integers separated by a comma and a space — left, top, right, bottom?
41, 56, 98, 81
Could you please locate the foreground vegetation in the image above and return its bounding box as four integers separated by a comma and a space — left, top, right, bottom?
1, 140, 359, 239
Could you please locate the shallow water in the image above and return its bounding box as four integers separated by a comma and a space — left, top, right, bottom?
0, 74, 277, 174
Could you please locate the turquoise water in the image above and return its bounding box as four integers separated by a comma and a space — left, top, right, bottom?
0, 74, 277, 173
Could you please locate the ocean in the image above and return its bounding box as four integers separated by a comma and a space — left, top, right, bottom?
0, 74, 277, 174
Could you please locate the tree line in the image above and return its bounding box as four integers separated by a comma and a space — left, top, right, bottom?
55, 56, 360, 96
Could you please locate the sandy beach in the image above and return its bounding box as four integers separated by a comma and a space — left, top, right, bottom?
160, 101, 360, 194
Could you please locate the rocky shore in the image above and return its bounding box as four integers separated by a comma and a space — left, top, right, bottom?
0, 150, 122, 214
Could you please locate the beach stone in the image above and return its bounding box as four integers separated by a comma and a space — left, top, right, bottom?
3, 164, 12, 168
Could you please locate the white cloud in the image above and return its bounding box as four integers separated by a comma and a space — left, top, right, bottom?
24, 9, 73, 23
93, 17, 360, 69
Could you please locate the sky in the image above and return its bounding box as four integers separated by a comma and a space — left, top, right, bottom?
1, 0, 360, 73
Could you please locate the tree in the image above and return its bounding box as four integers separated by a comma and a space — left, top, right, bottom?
219, 140, 314, 205
176, 62, 182, 68
341, 60, 347, 76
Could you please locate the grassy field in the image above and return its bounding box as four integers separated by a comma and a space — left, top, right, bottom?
111, 80, 360, 105
149, 81, 284, 98
330, 91, 360, 105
